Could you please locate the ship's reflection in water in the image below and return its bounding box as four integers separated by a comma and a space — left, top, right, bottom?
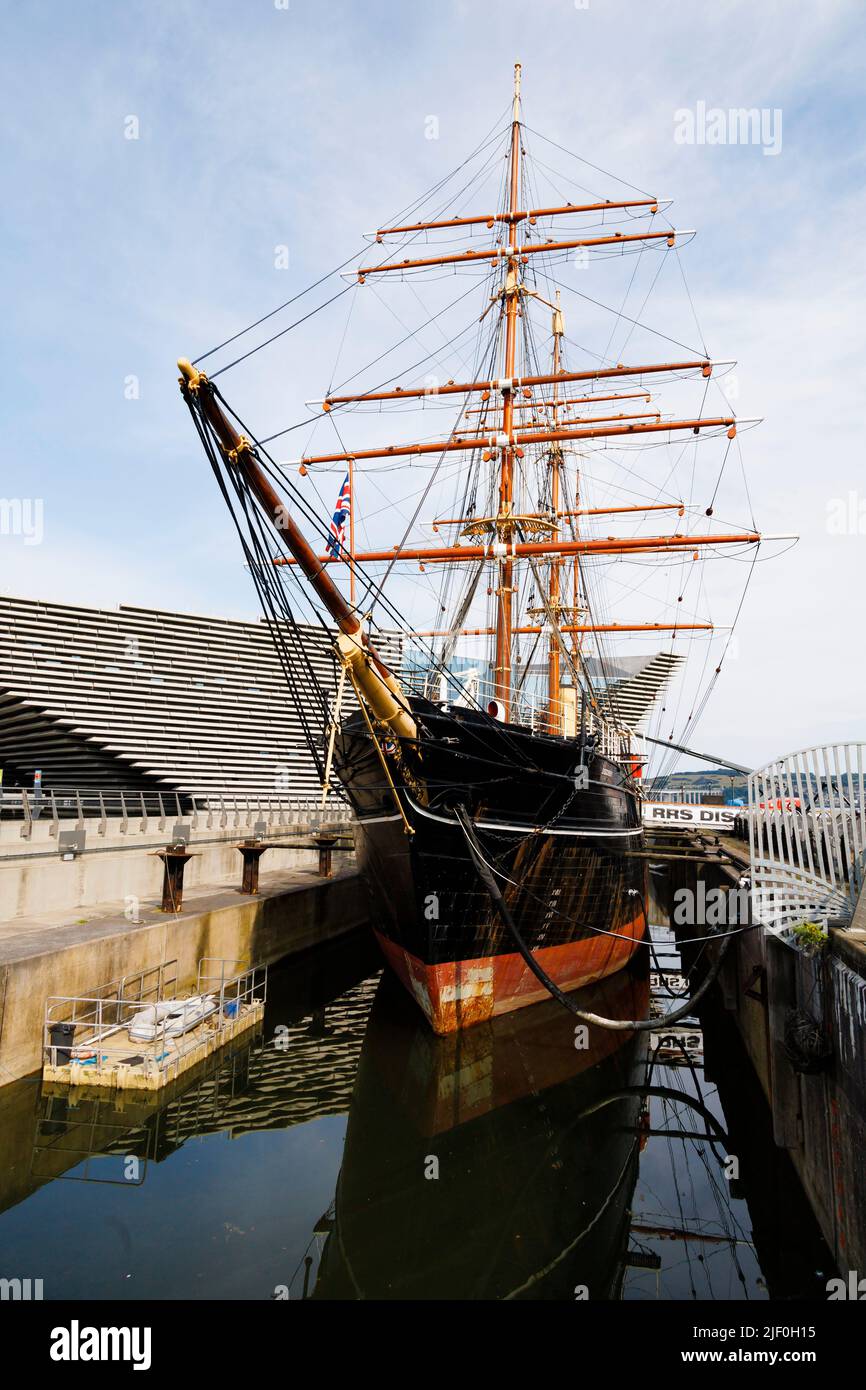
315, 967, 648, 1300
0, 928, 831, 1301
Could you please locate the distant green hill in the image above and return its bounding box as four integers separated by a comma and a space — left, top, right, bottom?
649, 768, 748, 802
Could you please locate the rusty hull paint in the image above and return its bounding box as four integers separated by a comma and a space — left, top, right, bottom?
374, 908, 645, 1034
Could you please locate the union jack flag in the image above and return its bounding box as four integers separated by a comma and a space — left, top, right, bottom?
326, 472, 351, 557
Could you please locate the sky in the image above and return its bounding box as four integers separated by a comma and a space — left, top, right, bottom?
1, 0, 864, 771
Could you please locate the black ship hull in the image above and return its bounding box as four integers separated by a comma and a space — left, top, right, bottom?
335, 696, 647, 1033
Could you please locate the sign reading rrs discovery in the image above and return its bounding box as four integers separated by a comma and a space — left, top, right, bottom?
642, 802, 737, 829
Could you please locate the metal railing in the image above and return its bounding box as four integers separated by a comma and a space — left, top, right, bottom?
44, 957, 267, 1085
748, 742, 866, 938
43, 961, 178, 1067
3, 786, 353, 840
410, 668, 635, 759
646, 787, 728, 804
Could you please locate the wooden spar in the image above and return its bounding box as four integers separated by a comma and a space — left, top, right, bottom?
452, 410, 661, 435
358, 228, 682, 278
561, 503, 684, 519
466, 390, 652, 412
432, 502, 685, 526
494, 62, 522, 718
292, 416, 737, 468
176, 362, 359, 636
274, 530, 761, 566
416, 622, 715, 636
176, 359, 416, 739
321, 358, 716, 408
378, 197, 661, 235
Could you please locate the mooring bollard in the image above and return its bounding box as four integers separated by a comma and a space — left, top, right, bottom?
236, 840, 271, 894
153, 846, 197, 913
315, 834, 338, 878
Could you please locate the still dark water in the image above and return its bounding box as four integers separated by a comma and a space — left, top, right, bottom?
0, 926, 833, 1300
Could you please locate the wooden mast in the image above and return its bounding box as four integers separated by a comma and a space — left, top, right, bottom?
348, 456, 357, 606
181, 69, 766, 749
547, 290, 563, 729
494, 62, 522, 719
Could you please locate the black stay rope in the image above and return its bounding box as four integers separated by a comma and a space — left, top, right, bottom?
453, 803, 731, 1030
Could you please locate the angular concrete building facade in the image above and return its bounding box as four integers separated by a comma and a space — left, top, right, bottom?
586, 652, 686, 730
0, 594, 401, 799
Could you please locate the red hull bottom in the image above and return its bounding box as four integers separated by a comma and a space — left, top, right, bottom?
374, 917, 645, 1034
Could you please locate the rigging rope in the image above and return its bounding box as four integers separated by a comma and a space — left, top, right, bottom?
454, 803, 732, 1031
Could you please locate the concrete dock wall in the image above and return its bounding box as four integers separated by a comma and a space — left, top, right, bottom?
666, 847, 866, 1276
0, 814, 353, 920
0, 868, 368, 1085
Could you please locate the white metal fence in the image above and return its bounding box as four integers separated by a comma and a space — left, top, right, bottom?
748, 742, 866, 936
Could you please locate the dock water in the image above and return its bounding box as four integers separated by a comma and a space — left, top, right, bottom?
0, 920, 837, 1301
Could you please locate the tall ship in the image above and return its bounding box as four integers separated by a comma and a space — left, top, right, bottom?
177, 66, 762, 1033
